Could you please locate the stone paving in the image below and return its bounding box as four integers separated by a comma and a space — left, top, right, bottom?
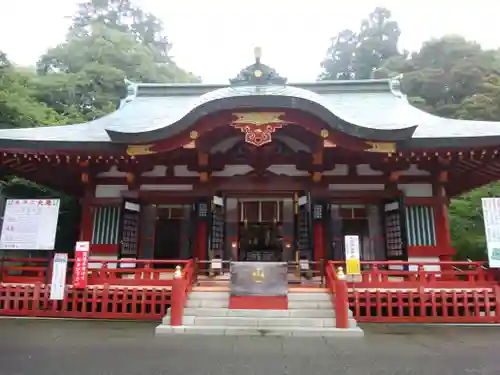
0, 319, 499, 375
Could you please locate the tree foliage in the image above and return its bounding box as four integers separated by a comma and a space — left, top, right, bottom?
320, 7, 403, 80
0, 0, 201, 250
320, 7, 500, 260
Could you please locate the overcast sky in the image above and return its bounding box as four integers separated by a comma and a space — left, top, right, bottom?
0, 0, 498, 83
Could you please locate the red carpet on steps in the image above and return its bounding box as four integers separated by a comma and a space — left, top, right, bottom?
229, 296, 288, 310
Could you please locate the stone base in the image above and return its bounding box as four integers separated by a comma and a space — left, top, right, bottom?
155, 324, 364, 337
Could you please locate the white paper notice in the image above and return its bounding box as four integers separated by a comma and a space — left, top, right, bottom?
481, 198, 500, 268
50, 253, 68, 300
0, 199, 60, 250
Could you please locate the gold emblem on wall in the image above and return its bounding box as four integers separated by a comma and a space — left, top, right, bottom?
252, 268, 265, 283
365, 141, 396, 153
231, 112, 286, 147
126, 144, 157, 156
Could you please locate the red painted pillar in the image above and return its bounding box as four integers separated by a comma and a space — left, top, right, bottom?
79, 200, 93, 242
433, 186, 452, 251
313, 221, 325, 270
196, 221, 208, 265
433, 185, 454, 275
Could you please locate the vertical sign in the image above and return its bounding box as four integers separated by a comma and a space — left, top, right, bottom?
344, 235, 361, 275
50, 253, 68, 300
73, 241, 90, 288
481, 198, 500, 268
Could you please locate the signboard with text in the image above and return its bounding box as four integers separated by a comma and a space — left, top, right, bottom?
73, 241, 90, 288
481, 198, 500, 268
50, 253, 68, 300
0, 199, 60, 250
344, 235, 361, 275
230, 262, 288, 296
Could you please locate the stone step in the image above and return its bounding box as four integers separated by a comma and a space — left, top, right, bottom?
287, 292, 331, 302
188, 291, 229, 300
185, 299, 229, 308
181, 307, 336, 318
155, 324, 364, 337
180, 316, 337, 328
288, 300, 332, 309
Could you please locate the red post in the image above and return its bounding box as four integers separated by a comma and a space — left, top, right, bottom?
170, 271, 185, 326
313, 222, 325, 271
335, 279, 349, 328
494, 285, 500, 324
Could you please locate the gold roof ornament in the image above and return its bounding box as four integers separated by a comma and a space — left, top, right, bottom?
126, 144, 157, 156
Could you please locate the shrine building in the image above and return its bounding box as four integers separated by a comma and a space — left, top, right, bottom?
1, 49, 500, 269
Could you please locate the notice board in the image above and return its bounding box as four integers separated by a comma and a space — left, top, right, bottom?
0, 199, 60, 250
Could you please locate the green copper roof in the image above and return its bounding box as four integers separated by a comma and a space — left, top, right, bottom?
0, 78, 499, 151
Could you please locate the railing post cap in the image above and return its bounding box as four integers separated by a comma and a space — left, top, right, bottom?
174, 265, 183, 279
336, 266, 345, 280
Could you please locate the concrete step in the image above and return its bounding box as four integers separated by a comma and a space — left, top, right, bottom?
155, 324, 364, 337
185, 299, 229, 308
180, 307, 336, 318
179, 316, 337, 328
287, 292, 330, 302
288, 300, 332, 309
188, 291, 229, 300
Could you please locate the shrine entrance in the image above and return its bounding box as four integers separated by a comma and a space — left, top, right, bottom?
237, 198, 286, 262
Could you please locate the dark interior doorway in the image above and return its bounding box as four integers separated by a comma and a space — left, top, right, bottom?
238, 222, 284, 261
154, 218, 182, 268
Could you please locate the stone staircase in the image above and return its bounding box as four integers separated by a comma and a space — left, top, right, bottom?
155, 290, 363, 337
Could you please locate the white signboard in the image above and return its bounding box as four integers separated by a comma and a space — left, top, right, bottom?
344, 235, 361, 275
50, 253, 68, 300
0, 199, 60, 250
481, 198, 500, 268
344, 235, 360, 260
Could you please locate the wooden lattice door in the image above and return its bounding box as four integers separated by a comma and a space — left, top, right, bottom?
382, 198, 408, 261
209, 195, 225, 260
118, 199, 141, 264
294, 193, 312, 260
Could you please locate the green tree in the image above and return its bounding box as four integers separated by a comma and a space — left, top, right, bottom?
71, 0, 171, 62
0, 52, 66, 128
36, 10, 199, 121
320, 7, 402, 80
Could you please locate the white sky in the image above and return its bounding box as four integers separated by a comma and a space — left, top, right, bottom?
0, 0, 499, 83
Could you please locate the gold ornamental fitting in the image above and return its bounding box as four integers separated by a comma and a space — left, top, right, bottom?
174, 265, 182, 279
190, 131, 198, 140
320, 129, 329, 138
336, 266, 345, 280
252, 268, 265, 283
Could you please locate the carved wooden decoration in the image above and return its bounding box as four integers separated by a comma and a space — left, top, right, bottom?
231, 112, 285, 147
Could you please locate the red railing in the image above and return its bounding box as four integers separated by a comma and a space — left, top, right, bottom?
326, 260, 500, 323
329, 260, 496, 289
0, 257, 191, 287
350, 287, 500, 323
325, 262, 350, 328
170, 259, 195, 326
0, 283, 172, 320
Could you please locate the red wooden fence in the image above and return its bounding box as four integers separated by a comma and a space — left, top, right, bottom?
0, 283, 172, 320
350, 287, 500, 323
0, 257, 190, 287
329, 260, 497, 289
